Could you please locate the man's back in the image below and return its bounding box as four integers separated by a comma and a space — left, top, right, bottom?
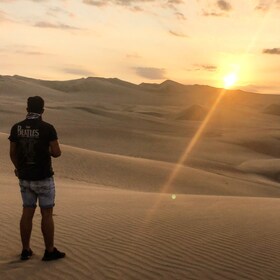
9, 115, 58, 180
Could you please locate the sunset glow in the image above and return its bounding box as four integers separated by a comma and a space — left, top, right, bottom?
223, 73, 238, 89
0, 1, 280, 93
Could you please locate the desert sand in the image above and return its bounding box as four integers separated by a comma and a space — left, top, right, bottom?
0, 75, 280, 279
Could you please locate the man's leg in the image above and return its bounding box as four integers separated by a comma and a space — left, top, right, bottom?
39, 178, 65, 261
20, 207, 36, 250
40, 207, 54, 252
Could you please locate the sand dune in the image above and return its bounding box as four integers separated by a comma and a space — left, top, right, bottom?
263, 104, 280, 116
175, 105, 208, 121
1, 177, 280, 279
238, 159, 280, 181
1, 75, 280, 279
1, 133, 278, 197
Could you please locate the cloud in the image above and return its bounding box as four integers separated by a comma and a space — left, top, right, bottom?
263, 48, 280, 55
0, 44, 47, 55
134, 67, 166, 79
160, 0, 186, 22
0, 10, 6, 21
126, 52, 141, 58
255, 2, 271, 11
83, 0, 148, 7
255, 4, 268, 11
169, 30, 188, 37
83, 0, 184, 9
15, 50, 45, 55
175, 12, 186, 20
255, 0, 280, 11
202, 11, 224, 17
193, 64, 217, 71
47, 7, 75, 18
217, 0, 232, 11
200, 64, 217, 71
166, 0, 184, 9
202, 0, 232, 17
83, 0, 107, 7
0, 45, 48, 56
130, 6, 143, 11
83, 0, 165, 13
185, 64, 217, 72
83, 0, 185, 16
62, 67, 94, 76
0, 9, 13, 22
168, 0, 184, 3
34, 21, 80, 30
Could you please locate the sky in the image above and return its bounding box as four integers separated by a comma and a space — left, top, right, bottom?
0, 0, 280, 93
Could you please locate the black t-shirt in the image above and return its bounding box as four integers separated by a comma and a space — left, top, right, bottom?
9, 117, 58, 180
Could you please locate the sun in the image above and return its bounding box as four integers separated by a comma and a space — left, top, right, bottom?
223, 73, 238, 89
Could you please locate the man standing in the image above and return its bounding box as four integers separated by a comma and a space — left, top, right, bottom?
9, 96, 65, 261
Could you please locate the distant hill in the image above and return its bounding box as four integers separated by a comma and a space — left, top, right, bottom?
7, 75, 222, 95
10, 75, 140, 93
1, 74, 280, 169
1, 75, 280, 109
139, 80, 187, 93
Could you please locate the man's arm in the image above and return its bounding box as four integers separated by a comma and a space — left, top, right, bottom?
9, 142, 18, 169
49, 140, 61, 158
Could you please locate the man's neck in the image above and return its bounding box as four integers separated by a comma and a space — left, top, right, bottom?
26, 112, 42, 120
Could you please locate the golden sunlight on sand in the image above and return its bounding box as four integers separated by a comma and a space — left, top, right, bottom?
1, 75, 280, 279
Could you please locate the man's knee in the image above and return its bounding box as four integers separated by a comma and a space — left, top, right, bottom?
22, 207, 36, 219
40, 207, 53, 219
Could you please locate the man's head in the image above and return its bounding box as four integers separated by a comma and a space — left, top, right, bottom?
27, 96, 44, 114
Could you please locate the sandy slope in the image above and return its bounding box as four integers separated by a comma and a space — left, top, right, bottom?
1, 176, 280, 280
1, 133, 279, 198
1, 76, 280, 279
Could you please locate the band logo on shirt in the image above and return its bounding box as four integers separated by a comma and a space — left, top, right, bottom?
17, 125, 39, 138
